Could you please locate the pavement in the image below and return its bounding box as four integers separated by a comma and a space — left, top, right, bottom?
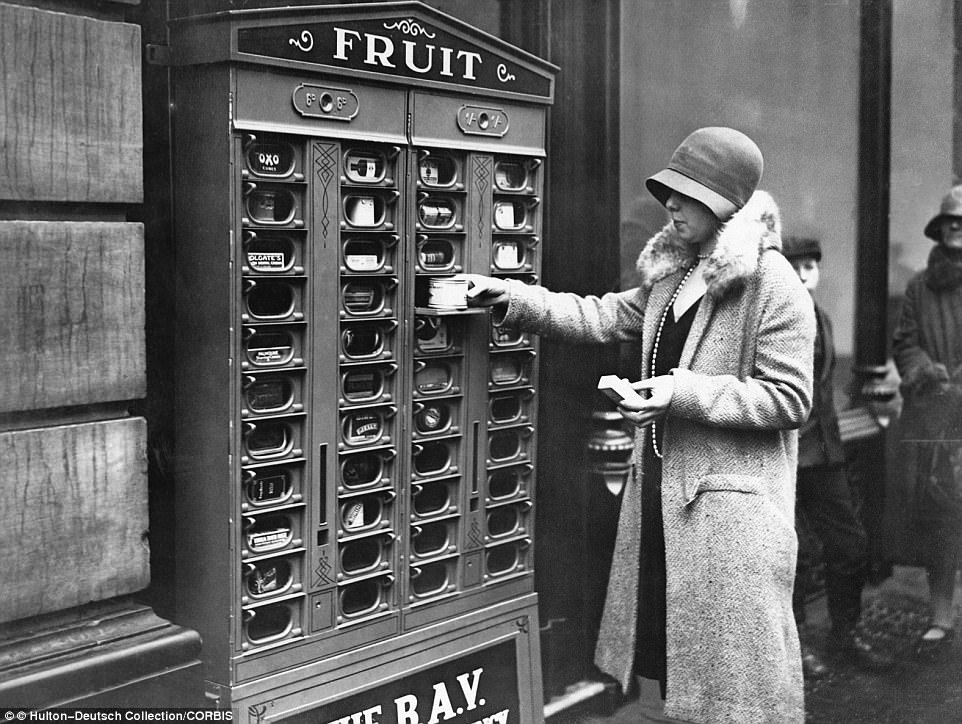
548, 565, 962, 724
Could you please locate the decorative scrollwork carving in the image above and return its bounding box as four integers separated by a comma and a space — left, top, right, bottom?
383, 19, 437, 38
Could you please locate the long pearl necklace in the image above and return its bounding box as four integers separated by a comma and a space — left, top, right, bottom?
649, 258, 703, 459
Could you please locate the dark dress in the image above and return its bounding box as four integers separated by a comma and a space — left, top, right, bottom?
634, 296, 701, 697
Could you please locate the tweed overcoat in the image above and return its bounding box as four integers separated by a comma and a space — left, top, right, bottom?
499, 191, 814, 723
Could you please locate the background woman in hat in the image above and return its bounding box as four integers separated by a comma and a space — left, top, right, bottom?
467, 127, 814, 723
893, 184, 962, 658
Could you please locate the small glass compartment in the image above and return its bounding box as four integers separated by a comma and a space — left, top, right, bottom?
244, 328, 298, 369
243, 601, 296, 645
491, 324, 527, 348
244, 232, 298, 274
413, 401, 454, 437
342, 279, 389, 317
344, 149, 387, 184
489, 352, 531, 387
415, 316, 457, 355
244, 419, 298, 461
341, 407, 393, 448
494, 159, 533, 192
486, 502, 530, 539
245, 280, 298, 321
418, 153, 458, 188
413, 360, 459, 397
409, 559, 455, 599
243, 467, 296, 509
244, 375, 296, 415
411, 519, 456, 559
339, 493, 390, 534
340, 450, 391, 491
341, 365, 393, 404
339, 533, 391, 577
412, 440, 457, 478
338, 575, 391, 619
492, 238, 528, 271
411, 479, 457, 518
489, 391, 528, 425
417, 196, 458, 230
485, 540, 527, 578
244, 557, 295, 599
246, 140, 297, 178
417, 237, 457, 272
487, 465, 530, 501
488, 427, 531, 464
343, 237, 389, 273
246, 187, 298, 225
493, 199, 532, 232
245, 513, 296, 554
341, 323, 392, 361
344, 194, 393, 228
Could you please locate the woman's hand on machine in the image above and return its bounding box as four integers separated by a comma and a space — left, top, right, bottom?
616, 375, 675, 427
465, 274, 510, 307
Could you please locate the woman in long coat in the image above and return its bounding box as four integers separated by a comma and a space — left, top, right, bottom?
892, 184, 962, 656
468, 128, 814, 723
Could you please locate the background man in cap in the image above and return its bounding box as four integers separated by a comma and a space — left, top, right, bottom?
782, 236, 893, 675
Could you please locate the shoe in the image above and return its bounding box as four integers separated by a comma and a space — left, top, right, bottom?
827, 632, 896, 671
916, 625, 955, 659
800, 645, 830, 679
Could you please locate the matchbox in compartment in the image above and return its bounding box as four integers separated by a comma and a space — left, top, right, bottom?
242, 552, 304, 605
490, 236, 539, 274
339, 404, 397, 450
242, 182, 305, 228
416, 150, 464, 191
409, 516, 459, 560
241, 371, 304, 418
484, 538, 531, 581
241, 463, 303, 513
415, 235, 464, 275
340, 277, 397, 319
412, 357, 463, 399
412, 398, 461, 439
340, 234, 400, 276
337, 489, 396, 537
242, 510, 303, 559
341, 190, 399, 231
242, 230, 306, 275
488, 350, 535, 389
409, 476, 460, 521
485, 463, 533, 505
338, 448, 395, 494
414, 315, 463, 356
242, 134, 305, 181
339, 362, 397, 406
342, 145, 400, 187
241, 596, 304, 650
410, 437, 460, 481
487, 388, 534, 428
339, 320, 397, 363
241, 414, 304, 464
336, 573, 394, 622
337, 531, 395, 582
241, 325, 305, 371
485, 500, 532, 542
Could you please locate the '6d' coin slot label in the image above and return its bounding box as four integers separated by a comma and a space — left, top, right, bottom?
292, 84, 359, 121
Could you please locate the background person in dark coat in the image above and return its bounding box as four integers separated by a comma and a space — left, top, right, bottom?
893, 184, 962, 658
781, 237, 891, 676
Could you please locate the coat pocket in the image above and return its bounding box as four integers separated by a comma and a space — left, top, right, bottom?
684, 472, 767, 507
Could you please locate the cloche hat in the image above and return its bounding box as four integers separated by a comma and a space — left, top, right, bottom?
646, 126, 763, 221
781, 236, 822, 262
923, 184, 962, 241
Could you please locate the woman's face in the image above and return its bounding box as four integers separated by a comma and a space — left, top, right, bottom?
665, 190, 719, 246
939, 217, 962, 251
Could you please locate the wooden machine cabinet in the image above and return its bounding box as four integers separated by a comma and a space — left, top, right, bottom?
168, 3, 556, 720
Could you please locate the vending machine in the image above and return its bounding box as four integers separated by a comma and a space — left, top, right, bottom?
167, 3, 556, 720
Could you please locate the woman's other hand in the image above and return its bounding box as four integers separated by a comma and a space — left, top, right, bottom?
616, 375, 675, 427
465, 274, 510, 307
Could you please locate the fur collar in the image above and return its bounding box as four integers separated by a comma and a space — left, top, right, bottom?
925, 244, 962, 291
635, 190, 782, 300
